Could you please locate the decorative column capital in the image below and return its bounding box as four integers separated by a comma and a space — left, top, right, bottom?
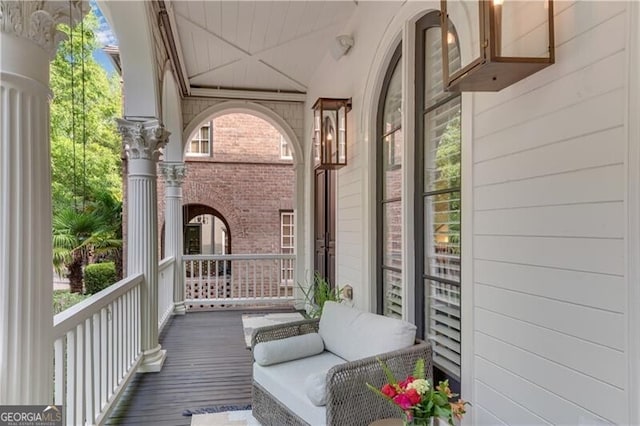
0, 1, 89, 59
160, 163, 187, 187
117, 119, 169, 162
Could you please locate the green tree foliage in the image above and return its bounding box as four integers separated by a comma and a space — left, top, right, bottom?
435, 115, 461, 190
50, 10, 122, 213
53, 200, 122, 294
434, 115, 461, 250
53, 208, 102, 293
50, 10, 123, 292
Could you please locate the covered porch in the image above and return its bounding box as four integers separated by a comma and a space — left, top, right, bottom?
1, 1, 640, 425
105, 310, 256, 426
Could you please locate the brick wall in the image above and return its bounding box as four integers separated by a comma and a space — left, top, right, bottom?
189, 113, 293, 163
181, 97, 305, 154
158, 113, 295, 257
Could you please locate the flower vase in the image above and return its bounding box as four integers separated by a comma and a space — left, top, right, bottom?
403, 417, 435, 426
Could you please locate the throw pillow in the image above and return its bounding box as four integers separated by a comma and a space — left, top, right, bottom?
253, 332, 324, 366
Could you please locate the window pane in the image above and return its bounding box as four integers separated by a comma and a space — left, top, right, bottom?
383, 60, 403, 133
424, 97, 461, 192
383, 129, 403, 200
190, 140, 199, 153
424, 191, 460, 283
424, 27, 444, 105
201, 140, 209, 154
383, 201, 402, 268
200, 126, 209, 140
445, 2, 479, 74
425, 279, 461, 378
425, 25, 462, 105
383, 268, 403, 319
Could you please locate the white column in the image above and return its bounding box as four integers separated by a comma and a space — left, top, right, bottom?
159, 162, 187, 314
118, 118, 168, 373
0, 1, 88, 404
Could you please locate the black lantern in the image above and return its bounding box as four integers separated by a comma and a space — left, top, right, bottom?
313, 98, 352, 169
441, 0, 555, 92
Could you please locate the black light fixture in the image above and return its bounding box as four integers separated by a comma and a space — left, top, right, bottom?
441, 0, 555, 92
312, 98, 352, 169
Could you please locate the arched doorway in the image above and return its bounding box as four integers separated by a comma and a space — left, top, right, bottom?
183, 204, 231, 255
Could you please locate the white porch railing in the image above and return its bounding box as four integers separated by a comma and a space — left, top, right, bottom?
183, 254, 296, 309
53, 273, 143, 426
158, 256, 175, 332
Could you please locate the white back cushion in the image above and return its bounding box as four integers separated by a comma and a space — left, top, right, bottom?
254, 332, 324, 366
318, 301, 416, 361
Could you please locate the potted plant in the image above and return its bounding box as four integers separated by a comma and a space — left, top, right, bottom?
367, 358, 469, 425
298, 271, 343, 318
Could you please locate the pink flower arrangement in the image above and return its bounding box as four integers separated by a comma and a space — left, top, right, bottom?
367, 359, 469, 426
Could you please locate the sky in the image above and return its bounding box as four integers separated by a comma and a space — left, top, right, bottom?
91, 0, 118, 76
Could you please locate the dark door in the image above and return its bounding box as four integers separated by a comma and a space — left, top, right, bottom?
314, 169, 336, 286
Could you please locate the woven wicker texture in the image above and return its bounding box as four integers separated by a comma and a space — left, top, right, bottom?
251, 319, 432, 426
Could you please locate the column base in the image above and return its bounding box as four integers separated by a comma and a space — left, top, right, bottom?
138, 345, 167, 373
174, 302, 187, 315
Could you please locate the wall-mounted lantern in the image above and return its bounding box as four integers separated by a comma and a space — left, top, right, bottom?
313, 98, 352, 169
441, 0, 555, 92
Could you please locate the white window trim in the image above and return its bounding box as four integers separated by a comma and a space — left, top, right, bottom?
280, 135, 293, 160
280, 210, 295, 286
186, 121, 212, 157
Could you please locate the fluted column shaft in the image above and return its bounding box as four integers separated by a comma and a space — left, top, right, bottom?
118, 119, 169, 372
0, 0, 87, 404
160, 163, 187, 314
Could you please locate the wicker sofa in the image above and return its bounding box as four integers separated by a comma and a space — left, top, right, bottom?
251, 302, 432, 426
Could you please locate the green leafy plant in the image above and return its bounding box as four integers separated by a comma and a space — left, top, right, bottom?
367, 358, 469, 425
53, 290, 89, 315
297, 271, 343, 318
84, 262, 117, 295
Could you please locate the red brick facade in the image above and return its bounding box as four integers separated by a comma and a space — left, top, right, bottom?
157, 113, 295, 256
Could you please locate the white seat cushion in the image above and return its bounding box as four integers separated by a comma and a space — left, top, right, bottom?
253, 333, 324, 366
253, 351, 346, 426
319, 301, 417, 361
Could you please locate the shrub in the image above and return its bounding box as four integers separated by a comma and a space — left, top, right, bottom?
53, 290, 88, 315
84, 262, 117, 295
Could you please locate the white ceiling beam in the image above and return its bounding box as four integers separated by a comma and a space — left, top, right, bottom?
189, 87, 307, 103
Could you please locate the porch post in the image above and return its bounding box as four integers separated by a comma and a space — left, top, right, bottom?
0, 1, 88, 404
118, 118, 168, 372
159, 162, 187, 314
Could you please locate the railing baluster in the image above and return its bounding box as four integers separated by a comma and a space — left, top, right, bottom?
118, 297, 124, 383
75, 323, 84, 426
85, 317, 95, 424
66, 330, 75, 426
92, 312, 101, 415
100, 308, 107, 410
54, 338, 64, 405
260, 263, 264, 299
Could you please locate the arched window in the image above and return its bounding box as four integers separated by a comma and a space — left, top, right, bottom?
415, 12, 463, 390
376, 44, 403, 318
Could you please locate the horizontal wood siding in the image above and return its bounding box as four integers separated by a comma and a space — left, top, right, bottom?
470, 2, 629, 424
337, 133, 364, 294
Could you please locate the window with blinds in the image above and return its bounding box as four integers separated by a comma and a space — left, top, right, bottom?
377, 46, 403, 319
417, 16, 463, 383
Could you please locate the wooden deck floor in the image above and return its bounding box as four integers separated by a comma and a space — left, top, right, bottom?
107, 309, 286, 425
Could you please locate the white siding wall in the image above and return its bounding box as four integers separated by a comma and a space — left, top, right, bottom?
306, 1, 639, 424
471, 2, 630, 424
